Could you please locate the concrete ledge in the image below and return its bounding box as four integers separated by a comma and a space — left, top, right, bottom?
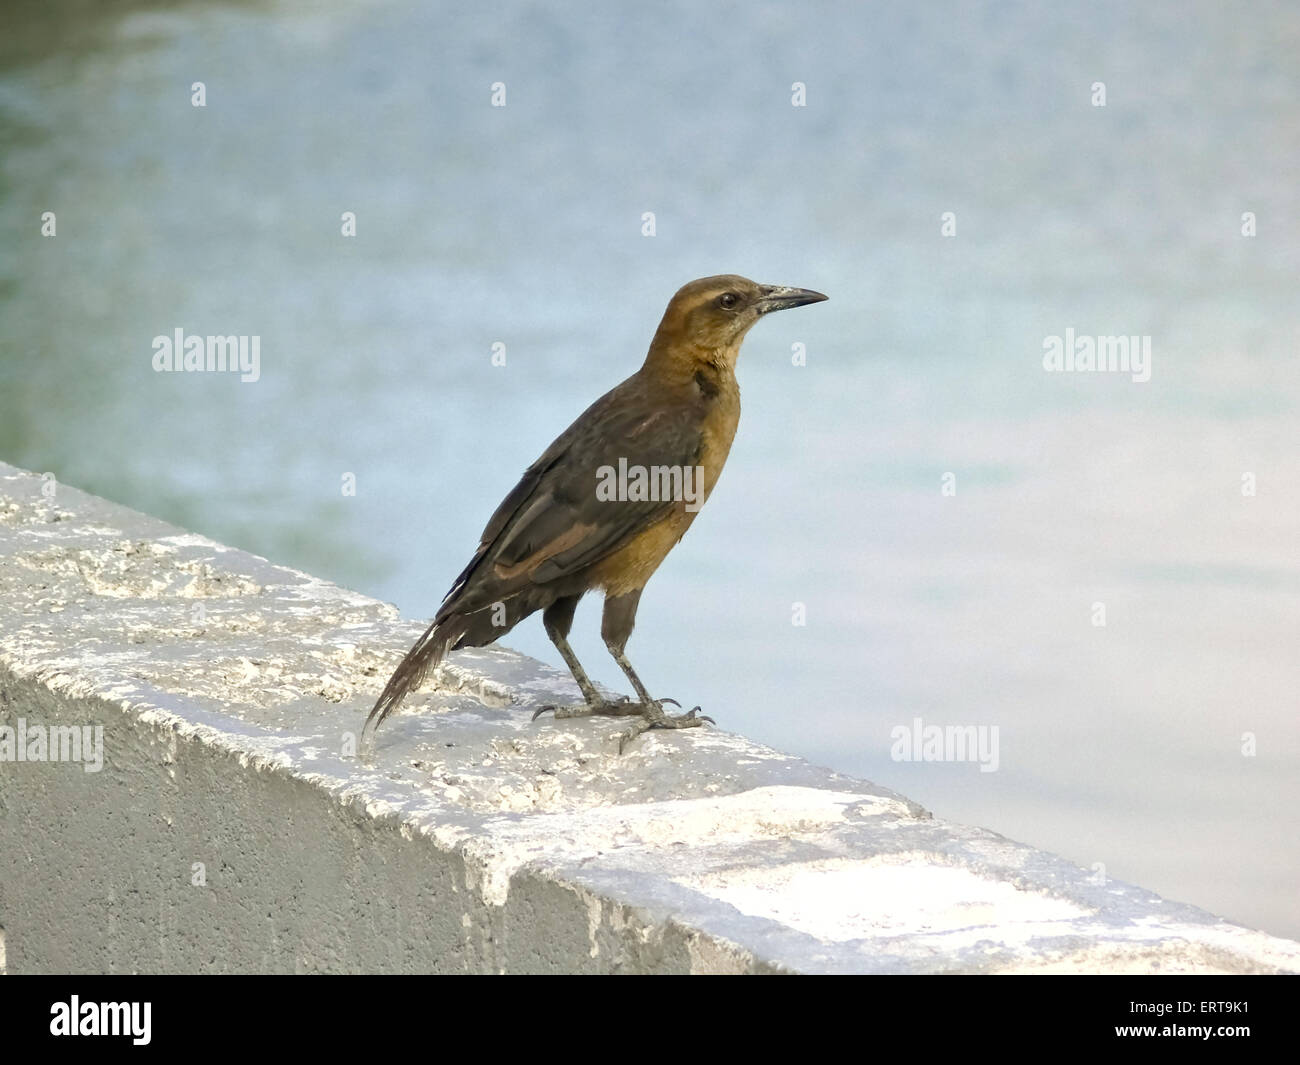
1, 461, 1297, 974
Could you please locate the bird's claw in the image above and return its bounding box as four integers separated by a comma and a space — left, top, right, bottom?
616, 701, 714, 753
531, 696, 714, 751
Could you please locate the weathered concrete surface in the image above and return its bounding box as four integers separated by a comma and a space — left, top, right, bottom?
1, 461, 1297, 974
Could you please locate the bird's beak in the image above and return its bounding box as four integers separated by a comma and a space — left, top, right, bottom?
756, 284, 829, 315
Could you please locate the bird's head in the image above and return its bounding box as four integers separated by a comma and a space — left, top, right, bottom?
647, 274, 827, 374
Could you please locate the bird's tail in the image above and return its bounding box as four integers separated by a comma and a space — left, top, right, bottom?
364, 613, 468, 741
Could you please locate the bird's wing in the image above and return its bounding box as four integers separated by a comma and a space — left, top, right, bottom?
438, 381, 704, 618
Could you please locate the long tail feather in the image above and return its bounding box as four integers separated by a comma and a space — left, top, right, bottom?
364, 614, 465, 740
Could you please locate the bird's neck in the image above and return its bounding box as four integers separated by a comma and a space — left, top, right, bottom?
642, 339, 739, 391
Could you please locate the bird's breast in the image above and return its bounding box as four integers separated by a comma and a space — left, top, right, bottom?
696, 378, 741, 498
591, 381, 740, 597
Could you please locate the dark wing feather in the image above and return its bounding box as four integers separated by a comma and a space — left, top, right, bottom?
441, 377, 705, 616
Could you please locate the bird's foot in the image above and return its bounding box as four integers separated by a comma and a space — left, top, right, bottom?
531, 695, 649, 721
614, 702, 712, 754
532, 696, 713, 752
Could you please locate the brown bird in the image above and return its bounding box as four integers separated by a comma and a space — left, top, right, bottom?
365, 274, 827, 750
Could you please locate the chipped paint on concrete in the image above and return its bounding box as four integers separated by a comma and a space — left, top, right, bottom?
1, 462, 1298, 974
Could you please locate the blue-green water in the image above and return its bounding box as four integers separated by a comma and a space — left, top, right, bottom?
2, 0, 1297, 940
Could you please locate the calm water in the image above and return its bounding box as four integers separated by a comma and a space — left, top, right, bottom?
2, 0, 1297, 940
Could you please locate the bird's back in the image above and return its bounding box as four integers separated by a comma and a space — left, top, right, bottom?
439, 365, 730, 625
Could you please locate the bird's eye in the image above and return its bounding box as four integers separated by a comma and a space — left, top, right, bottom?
718, 292, 740, 310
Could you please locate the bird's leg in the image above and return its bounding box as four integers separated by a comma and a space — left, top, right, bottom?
532, 593, 713, 750
608, 644, 706, 724
604, 591, 713, 751
607, 640, 653, 704
606, 644, 713, 752
533, 596, 643, 720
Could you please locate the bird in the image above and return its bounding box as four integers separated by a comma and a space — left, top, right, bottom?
365, 274, 827, 751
